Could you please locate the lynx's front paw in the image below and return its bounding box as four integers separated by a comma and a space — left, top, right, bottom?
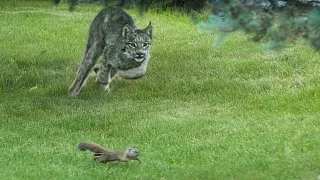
103, 84, 110, 92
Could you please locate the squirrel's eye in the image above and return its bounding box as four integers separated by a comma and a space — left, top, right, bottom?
129, 43, 136, 48
142, 43, 149, 48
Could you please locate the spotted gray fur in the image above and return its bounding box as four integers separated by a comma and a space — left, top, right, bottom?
69, 7, 152, 97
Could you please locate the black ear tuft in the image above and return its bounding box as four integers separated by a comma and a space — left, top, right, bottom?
144, 21, 153, 39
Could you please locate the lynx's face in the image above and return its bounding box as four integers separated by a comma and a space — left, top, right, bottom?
122, 22, 152, 63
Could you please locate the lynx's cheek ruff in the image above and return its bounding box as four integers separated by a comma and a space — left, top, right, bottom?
117, 59, 148, 79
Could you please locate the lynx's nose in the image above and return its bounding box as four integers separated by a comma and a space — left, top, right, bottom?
134, 52, 145, 62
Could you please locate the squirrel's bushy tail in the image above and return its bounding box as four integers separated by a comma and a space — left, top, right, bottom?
78, 142, 108, 153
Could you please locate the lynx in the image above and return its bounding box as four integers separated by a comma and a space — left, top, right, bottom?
69, 7, 153, 97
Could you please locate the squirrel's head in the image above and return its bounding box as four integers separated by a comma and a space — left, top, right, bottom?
126, 147, 140, 162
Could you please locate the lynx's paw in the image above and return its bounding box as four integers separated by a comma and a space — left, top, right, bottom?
68, 85, 80, 97
69, 90, 79, 97
103, 84, 110, 92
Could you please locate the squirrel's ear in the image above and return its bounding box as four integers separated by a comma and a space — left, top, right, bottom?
144, 21, 152, 39
122, 24, 134, 39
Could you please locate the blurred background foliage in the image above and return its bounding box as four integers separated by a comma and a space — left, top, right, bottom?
54, 0, 320, 51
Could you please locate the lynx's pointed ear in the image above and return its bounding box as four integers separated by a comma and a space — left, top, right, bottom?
122, 24, 134, 40
144, 21, 153, 39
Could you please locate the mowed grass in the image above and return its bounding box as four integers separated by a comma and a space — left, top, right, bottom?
1, 1, 320, 179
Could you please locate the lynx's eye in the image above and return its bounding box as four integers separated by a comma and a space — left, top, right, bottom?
142, 43, 149, 48
128, 43, 137, 48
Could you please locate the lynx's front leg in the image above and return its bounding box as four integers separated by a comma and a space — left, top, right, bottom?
69, 41, 104, 97
95, 62, 117, 92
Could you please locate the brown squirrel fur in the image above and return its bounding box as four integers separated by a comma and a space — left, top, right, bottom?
78, 142, 140, 163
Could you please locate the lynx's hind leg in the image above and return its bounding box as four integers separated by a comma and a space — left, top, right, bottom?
69, 41, 104, 97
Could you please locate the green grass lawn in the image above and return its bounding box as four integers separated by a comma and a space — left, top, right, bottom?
1, 1, 320, 179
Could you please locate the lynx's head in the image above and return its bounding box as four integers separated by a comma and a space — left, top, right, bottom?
122, 22, 152, 63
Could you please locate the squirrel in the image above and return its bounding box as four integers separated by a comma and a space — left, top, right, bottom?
78, 142, 140, 163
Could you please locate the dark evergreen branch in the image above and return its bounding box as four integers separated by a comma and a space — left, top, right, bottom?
53, 0, 320, 51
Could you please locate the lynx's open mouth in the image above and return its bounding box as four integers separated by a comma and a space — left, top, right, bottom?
135, 57, 145, 62
134, 53, 146, 62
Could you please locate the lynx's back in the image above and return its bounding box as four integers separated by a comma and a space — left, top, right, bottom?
85, 8, 136, 52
